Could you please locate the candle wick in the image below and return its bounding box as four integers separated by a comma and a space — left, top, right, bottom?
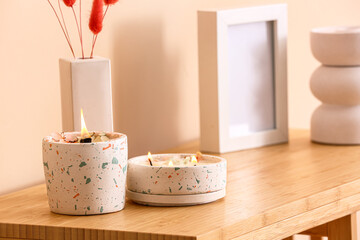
80, 137, 92, 143
148, 158, 153, 166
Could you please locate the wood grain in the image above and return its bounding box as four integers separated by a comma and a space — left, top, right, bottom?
300, 223, 327, 237
328, 215, 352, 240
289, 215, 355, 240
2, 130, 360, 239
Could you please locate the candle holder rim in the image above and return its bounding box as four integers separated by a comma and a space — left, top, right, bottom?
42, 131, 126, 145
128, 153, 226, 168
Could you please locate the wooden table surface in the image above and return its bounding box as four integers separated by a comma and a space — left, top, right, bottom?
2, 129, 360, 240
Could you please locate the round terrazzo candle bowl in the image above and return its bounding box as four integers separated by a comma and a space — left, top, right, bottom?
126, 154, 227, 206
42, 132, 128, 215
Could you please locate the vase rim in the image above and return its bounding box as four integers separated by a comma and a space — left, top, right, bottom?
59, 56, 110, 62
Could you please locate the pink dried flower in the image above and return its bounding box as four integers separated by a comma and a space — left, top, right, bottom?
104, 0, 119, 5
63, 0, 76, 7
89, 0, 104, 34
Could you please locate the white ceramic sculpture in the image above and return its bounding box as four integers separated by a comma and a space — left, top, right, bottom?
310, 26, 360, 144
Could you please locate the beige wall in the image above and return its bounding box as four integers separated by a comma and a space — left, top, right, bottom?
1, 0, 359, 195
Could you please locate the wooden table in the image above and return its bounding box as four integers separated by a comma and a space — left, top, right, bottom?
1, 130, 360, 240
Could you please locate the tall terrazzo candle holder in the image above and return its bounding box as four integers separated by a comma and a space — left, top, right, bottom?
42, 132, 127, 215
126, 154, 227, 206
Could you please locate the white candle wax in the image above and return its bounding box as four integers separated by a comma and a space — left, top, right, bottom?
142, 154, 210, 167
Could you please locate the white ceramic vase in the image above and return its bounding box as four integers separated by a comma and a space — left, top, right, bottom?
310, 26, 360, 144
59, 57, 113, 132
42, 132, 128, 215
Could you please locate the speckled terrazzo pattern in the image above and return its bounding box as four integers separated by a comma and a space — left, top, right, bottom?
127, 154, 226, 195
42, 133, 127, 215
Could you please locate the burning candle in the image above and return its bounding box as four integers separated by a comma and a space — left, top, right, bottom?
49, 109, 111, 144
191, 155, 197, 166
126, 153, 227, 206
80, 108, 92, 143
42, 109, 128, 215
145, 152, 201, 167
147, 152, 153, 166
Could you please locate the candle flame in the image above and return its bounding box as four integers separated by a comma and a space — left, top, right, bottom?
196, 152, 203, 161
148, 152, 153, 166
80, 108, 91, 139
168, 160, 174, 167
191, 155, 197, 165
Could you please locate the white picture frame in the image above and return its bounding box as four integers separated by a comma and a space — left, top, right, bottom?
198, 4, 288, 153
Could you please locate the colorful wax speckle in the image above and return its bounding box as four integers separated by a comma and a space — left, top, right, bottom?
43, 162, 49, 170
102, 162, 109, 169
79, 162, 87, 167
112, 157, 118, 164
103, 144, 111, 150
85, 178, 91, 184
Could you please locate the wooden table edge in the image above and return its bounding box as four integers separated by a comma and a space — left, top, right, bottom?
0, 222, 198, 240
227, 190, 360, 240
199, 176, 360, 240
2, 178, 360, 240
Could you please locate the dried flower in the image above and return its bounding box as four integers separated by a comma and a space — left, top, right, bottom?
89, 0, 104, 35
63, 0, 76, 7
104, 0, 119, 5
47, 0, 118, 58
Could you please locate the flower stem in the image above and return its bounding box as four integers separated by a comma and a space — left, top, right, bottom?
71, 6, 84, 59
90, 34, 96, 58
58, 0, 74, 56
79, 0, 84, 59
103, 5, 109, 21
47, 0, 75, 58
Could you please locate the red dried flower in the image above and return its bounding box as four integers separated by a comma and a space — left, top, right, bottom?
63, 0, 76, 7
104, 0, 119, 5
89, 0, 104, 34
